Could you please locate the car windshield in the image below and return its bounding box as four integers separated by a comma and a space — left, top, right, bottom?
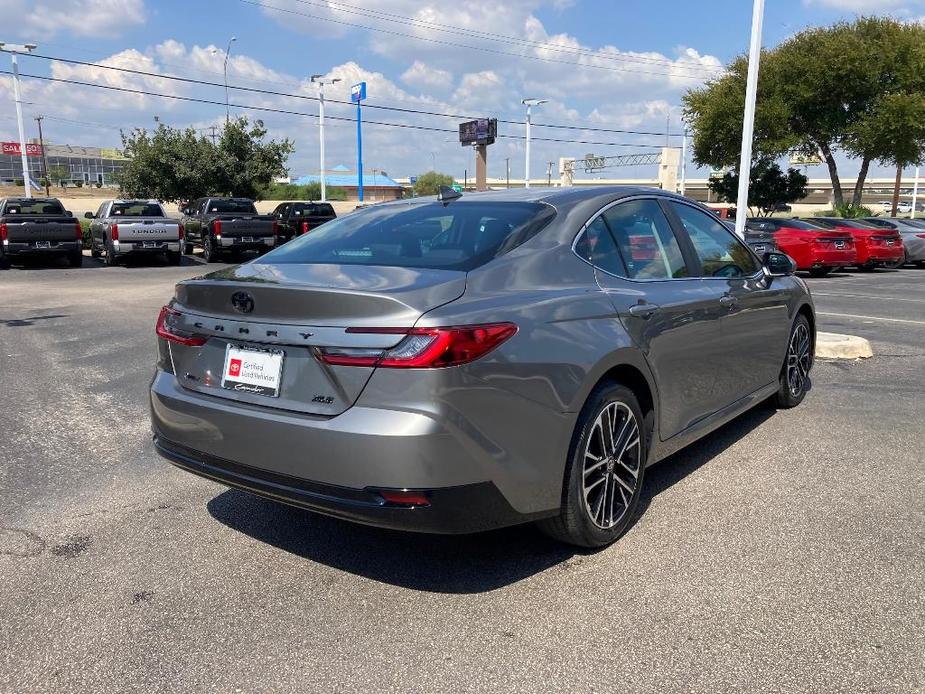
111, 202, 164, 217
209, 200, 257, 214
291, 203, 335, 216
257, 201, 556, 271
4, 199, 65, 215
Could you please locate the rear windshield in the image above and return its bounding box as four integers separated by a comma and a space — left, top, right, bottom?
258, 201, 556, 271
4, 200, 65, 215
813, 218, 872, 229
748, 218, 823, 231
291, 203, 335, 216
111, 202, 164, 217
209, 199, 257, 214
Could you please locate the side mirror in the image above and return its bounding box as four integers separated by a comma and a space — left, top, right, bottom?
84, 211, 94, 219
763, 251, 796, 277
65, 210, 73, 217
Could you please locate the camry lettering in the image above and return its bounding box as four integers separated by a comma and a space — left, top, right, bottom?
299, 332, 314, 339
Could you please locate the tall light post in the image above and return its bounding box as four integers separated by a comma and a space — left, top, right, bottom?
734, 0, 765, 238
522, 98, 547, 189
1, 41, 37, 198
912, 166, 920, 219
223, 36, 237, 123
311, 74, 340, 203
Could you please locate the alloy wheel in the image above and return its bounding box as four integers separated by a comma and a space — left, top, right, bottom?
581, 401, 642, 529
787, 322, 811, 397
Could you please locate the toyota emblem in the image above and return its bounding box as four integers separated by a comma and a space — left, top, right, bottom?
231, 291, 255, 314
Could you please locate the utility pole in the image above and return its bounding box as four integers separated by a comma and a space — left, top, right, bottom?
1, 41, 38, 198
912, 166, 920, 219
546, 161, 554, 186
34, 115, 50, 196
209, 125, 217, 145
312, 75, 341, 202
505, 157, 510, 189
680, 128, 688, 196
223, 37, 237, 124
521, 98, 548, 189
734, 0, 765, 238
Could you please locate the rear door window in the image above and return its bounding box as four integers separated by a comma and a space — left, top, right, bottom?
670, 202, 760, 278
602, 199, 689, 279
259, 201, 555, 271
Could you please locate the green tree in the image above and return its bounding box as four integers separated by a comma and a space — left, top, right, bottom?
413, 171, 454, 196
117, 117, 293, 202
708, 159, 808, 216
684, 17, 925, 208
46, 164, 69, 187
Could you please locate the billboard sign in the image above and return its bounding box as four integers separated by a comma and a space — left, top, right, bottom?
459, 118, 497, 146
2, 142, 43, 157
789, 152, 823, 167
350, 82, 367, 103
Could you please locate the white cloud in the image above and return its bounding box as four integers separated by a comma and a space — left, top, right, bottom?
0, 0, 145, 38
803, 0, 912, 8
400, 61, 454, 91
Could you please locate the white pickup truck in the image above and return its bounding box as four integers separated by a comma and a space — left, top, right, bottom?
86, 200, 184, 266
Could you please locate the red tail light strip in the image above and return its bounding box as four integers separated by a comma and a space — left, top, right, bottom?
155, 306, 207, 347
111, 223, 119, 241
318, 323, 518, 368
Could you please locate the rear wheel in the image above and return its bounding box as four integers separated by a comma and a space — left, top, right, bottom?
0, 254, 9, 270
67, 250, 83, 268
202, 234, 221, 263
538, 382, 646, 548
858, 263, 877, 272
882, 257, 903, 270
183, 242, 193, 255
808, 267, 831, 278
104, 242, 117, 266
90, 244, 101, 259
774, 314, 812, 409
165, 250, 182, 266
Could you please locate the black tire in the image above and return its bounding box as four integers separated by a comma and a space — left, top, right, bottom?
104, 242, 118, 266
202, 234, 220, 263
90, 244, 101, 259
67, 251, 83, 268
165, 250, 182, 266
184, 242, 193, 255
808, 267, 831, 278
917, 261, 925, 268
538, 382, 647, 548
882, 258, 903, 270
0, 254, 9, 270
774, 314, 812, 409
858, 263, 877, 272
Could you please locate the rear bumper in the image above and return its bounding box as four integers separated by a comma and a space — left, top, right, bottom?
3, 240, 81, 255
149, 369, 558, 533
113, 240, 181, 255
219, 236, 275, 249
154, 436, 538, 533
805, 248, 857, 269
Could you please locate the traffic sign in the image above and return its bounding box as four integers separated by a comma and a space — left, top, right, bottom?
409, 176, 418, 184
350, 82, 367, 103
451, 183, 462, 193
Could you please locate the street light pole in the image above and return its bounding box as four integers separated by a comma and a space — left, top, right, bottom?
35, 115, 50, 196
223, 36, 237, 124
734, 0, 765, 238
311, 75, 341, 203
912, 166, 920, 219
522, 98, 548, 189
1, 41, 37, 198
680, 127, 688, 197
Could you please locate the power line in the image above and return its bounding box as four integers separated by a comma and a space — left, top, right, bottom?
1, 70, 668, 149
242, 0, 723, 80
26, 52, 684, 137
279, 0, 726, 75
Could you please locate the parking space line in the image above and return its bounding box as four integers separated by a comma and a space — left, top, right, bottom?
812, 292, 925, 303
817, 311, 925, 325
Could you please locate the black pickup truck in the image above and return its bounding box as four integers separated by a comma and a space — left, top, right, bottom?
0, 197, 83, 268
180, 197, 277, 263
270, 201, 337, 243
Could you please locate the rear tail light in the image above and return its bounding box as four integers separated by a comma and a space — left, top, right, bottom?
917, 233, 925, 239
272, 220, 279, 238
316, 323, 518, 368
155, 306, 207, 347
377, 490, 430, 507
111, 223, 119, 241
178, 223, 185, 241
75, 220, 82, 239
1, 222, 7, 244
213, 220, 222, 239
301, 221, 309, 234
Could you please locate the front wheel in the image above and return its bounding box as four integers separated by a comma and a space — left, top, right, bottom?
202, 234, 221, 263
774, 314, 812, 409
538, 382, 646, 548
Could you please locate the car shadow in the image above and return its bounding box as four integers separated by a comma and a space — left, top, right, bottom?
0, 314, 68, 327
206, 403, 779, 593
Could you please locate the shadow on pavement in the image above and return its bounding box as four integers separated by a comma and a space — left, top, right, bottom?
0, 314, 68, 327
207, 402, 779, 593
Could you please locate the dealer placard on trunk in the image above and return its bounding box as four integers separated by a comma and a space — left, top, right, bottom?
221, 344, 284, 397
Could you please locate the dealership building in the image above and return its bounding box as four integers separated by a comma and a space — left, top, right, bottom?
0, 141, 129, 187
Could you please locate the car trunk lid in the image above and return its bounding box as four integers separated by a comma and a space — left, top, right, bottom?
166, 262, 467, 415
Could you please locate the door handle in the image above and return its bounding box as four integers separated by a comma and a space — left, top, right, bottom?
719, 295, 738, 307
628, 303, 660, 318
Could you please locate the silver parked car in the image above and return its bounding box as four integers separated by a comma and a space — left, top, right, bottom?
150, 187, 815, 547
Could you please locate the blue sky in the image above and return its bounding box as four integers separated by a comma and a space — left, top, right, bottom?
2, 0, 923, 182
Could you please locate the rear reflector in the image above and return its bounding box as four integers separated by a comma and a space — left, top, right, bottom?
178, 223, 185, 241
301, 221, 309, 234
213, 220, 222, 239
0, 222, 6, 243
317, 323, 518, 368
75, 220, 83, 239
155, 306, 207, 346
111, 223, 119, 241
378, 490, 431, 507
272, 220, 279, 237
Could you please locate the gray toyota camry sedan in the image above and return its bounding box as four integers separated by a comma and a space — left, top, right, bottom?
150, 187, 814, 547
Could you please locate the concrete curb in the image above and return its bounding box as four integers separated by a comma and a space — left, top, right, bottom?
816, 332, 873, 359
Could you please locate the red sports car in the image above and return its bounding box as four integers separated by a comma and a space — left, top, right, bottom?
812, 218, 904, 270
746, 218, 857, 277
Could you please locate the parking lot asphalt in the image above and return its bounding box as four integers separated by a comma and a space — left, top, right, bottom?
1, 254, 923, 694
